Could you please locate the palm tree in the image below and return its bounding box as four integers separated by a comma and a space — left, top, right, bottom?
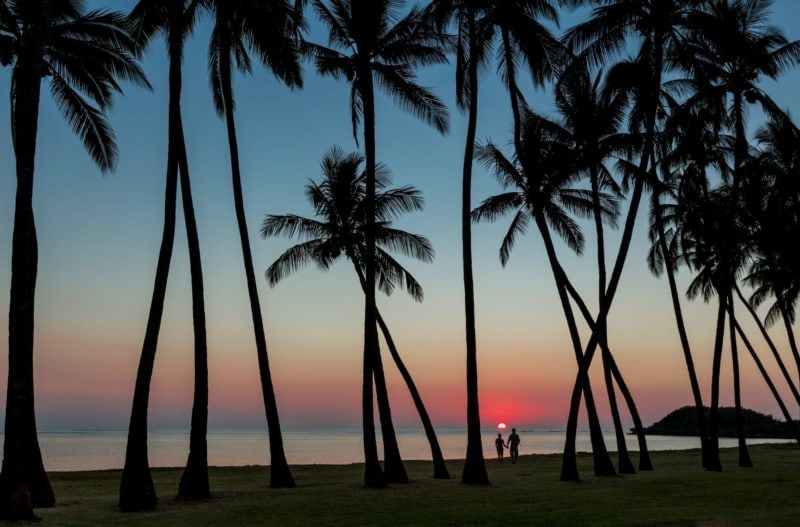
307, 0, 449, 487
745, 118, 800, 389
0, 1, 147, 519
646, 102, 734, 469
429, 0, 562, 485
563, 0, 699, 477
261, 147, 449, 478
204, 0, 304, 489
551, 60, 650, 474
676, 186, 753, 469
120, 0, 208, 510
681, 0, 800, 190
472, 112, 619, 481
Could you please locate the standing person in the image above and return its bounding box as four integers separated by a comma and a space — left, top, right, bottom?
508, 428, 521, 464
495, 433, 507, 464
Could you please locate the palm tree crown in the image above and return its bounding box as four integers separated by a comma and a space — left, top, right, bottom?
307, 0, 449, 140
0, 0, 148, 170
262, 146, 434, 298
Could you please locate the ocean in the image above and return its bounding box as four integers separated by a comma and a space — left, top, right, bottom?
11, 428, 791, 472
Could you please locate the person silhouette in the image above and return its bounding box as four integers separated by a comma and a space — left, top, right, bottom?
508, 428, 521, 464
495, 433, 507, 464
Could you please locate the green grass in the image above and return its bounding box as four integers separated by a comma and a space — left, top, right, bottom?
35, 444, 800, 526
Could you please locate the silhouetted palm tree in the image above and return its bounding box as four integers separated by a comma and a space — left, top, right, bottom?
261, 147, 449, 478
120, 0, 209, 510
0, 1, 147, 519
646, 102, 733, 469
204, 0, 304, 489
307, 0, 448, 487
551, 60, 652, 474
676, 186, 753, 468
429, 0, 562, 485
562, 0, 697, 479
745, 118, 800, 389
472, 112, 619, 481
680, 0, 800, 188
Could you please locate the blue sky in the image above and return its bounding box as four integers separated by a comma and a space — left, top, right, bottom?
1, 1, 799, 431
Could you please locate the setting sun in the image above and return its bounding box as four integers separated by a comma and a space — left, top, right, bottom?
497, 423, 506, 430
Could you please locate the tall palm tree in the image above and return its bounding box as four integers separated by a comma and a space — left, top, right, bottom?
261, 147, 449, 477
681, 0, 800, 191
472, 112, 619, 481
563, 0, 698, 478
677, 186, 753, 469
551, 60, 650, 474
646, 102, 733, 469
745, 118, 800, 388
0, 1, 147, 519
307, 0, 448, 487
429, 0, 561, 485
204, 0, 304, 489
120, 0, 208, 510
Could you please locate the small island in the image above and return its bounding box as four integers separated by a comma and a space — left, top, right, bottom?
640, 406, 797, 439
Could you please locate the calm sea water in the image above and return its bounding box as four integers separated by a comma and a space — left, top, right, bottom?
3, 428, 790, 472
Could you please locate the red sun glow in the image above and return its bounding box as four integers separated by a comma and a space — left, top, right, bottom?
497, 422, 506, 430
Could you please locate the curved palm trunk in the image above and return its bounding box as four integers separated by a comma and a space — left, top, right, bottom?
733, 319, 800, 444
707, 296, 727, 472
0, 59, 55, 521
560, 177, 642, 480
350, 258, 449, 479
359, 66, 387, 488
219, 45, 294, 489
562, 277, 652, 471
372, 342, 409, 483
727, 295, 752, 467
175, 111, 210, 500
591, 171, 635, 475
606, 352, 652, 470
652, 189, 710, 468
461, 13, 489, 486
534, 216, 615, 481
501, 30, 524, 164
733, 286, 800, 406
120, 37, 183, 512
376, 313, 450, 479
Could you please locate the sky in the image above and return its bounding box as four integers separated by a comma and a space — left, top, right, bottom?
1, 1, 800, 434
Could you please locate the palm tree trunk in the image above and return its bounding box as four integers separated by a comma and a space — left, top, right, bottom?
175, 106, 210, 500
733, 286, 800, 406
119, 37, 183, 512
733, 319, 800, 444
219, 42, 294, 489
707, 296, 727, 472
376, 313, 450, 479
461, 12, 489, 486
561, 277, 652, 471
372, 342, 409, 483
652, 189, 710, 468
501, 30, 524, 164
533, 216, 615, 481
727, 293, 752, 467
560, 174, 647, 481
606, 352, 652, 470
349, 257, 449, 479
591, 170, 635, 475
359, 65, 387, 488
0, 59, 54, 521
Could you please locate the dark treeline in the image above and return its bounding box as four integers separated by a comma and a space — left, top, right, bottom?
1, 0, 799, 521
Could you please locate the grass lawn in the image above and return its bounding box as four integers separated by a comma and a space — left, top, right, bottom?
36, 443, 799, 526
